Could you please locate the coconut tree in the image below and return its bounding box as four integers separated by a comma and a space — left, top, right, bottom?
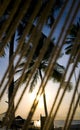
0, 0, 64, 119
16, 31, 69, 118
15, 33, 73, 130
64, 18, 80, 106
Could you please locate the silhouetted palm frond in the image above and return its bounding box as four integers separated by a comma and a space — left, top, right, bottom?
65, 18, 80, 63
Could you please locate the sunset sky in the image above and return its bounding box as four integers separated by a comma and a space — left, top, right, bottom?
0, 0, 80, 121
0, 53, 80, 120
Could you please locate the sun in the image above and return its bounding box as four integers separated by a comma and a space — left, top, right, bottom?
29, 92, 43, 109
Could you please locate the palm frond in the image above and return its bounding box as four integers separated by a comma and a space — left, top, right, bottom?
50, 63, 65, 82
51, 69, 63, 82
61, 81, 73, 92
29, 70, 39, 92
15, 72, 29, 87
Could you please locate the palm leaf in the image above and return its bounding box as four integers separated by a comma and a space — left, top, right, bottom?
61, 81, 73, 91
29, 70, 39, 92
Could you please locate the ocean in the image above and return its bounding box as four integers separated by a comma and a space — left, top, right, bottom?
33, 119, 80, 128
54, 120, 80, 128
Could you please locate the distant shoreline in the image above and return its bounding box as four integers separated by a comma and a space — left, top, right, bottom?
0, 119, 80, 130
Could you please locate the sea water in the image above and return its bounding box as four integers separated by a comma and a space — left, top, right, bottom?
54, 120, 80, 128
34, 119, 80, 128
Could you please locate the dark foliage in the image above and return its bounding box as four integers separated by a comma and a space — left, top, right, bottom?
64, 18, 80, 63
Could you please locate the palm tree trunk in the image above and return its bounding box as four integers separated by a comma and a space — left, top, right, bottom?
8, 34, 15, 121
43, 91, 48, 117
39, 70, 55, 130
39, 69, 48, 117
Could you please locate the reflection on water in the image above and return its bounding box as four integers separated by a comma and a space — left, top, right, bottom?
34, 120, 41, 127
33, 119, 80, 128
54, 120, 80, 128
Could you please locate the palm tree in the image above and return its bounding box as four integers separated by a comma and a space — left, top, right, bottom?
64, 18, 80, 106
0, 1, 76, 130
16, 31, 66, 117
16, 31, 73, 130
0, 0, 64, 120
